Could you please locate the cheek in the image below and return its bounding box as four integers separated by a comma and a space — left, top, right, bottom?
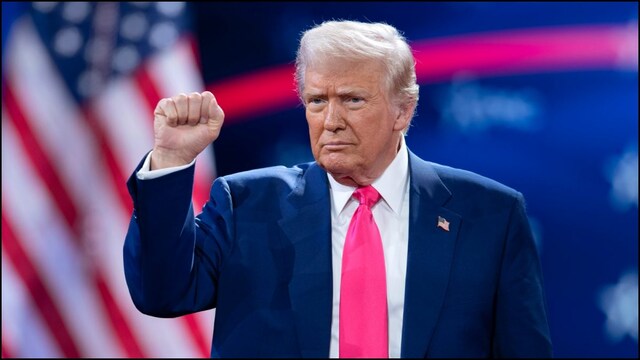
355, 122, 388, 153
306, 115, 323, 142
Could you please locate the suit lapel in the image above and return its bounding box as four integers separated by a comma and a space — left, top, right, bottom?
401, 152, 461, 358
278, 163, 333, 358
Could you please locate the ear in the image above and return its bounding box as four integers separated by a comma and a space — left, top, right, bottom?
392, 100, 416, 132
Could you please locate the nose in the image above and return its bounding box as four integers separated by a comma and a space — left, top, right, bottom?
323, 101, 346, 132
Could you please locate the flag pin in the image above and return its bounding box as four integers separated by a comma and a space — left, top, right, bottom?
437, 216, 450, 232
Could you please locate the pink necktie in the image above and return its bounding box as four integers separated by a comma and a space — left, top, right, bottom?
340, 185, 388, 358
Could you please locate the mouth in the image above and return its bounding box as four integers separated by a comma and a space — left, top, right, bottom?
322, 142, 352, 150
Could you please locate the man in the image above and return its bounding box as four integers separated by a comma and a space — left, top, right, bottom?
124, 20, 552, 358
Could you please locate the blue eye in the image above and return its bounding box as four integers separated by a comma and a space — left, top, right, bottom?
349, 97, 363, 103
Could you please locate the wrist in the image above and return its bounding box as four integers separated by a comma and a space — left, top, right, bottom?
150, 149, 193, 170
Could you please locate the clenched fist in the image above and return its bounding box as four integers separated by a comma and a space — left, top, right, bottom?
151, 91, 224, 170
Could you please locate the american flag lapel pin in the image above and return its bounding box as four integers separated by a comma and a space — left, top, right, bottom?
437, 216, 450, 232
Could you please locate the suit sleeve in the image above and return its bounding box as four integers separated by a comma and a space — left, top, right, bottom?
123, 155, 235, 317
492, 192, 553, 357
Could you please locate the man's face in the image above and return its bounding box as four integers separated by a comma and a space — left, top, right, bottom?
303, 58, 411, 186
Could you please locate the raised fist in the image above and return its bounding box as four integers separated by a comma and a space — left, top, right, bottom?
151, 91, 224, 170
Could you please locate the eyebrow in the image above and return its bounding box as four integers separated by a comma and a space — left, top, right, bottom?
336, 89, 368, 97
303, 90, 326, 98
303, 88, 369, 98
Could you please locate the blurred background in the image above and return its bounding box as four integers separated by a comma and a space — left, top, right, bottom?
2, 1, 637, 358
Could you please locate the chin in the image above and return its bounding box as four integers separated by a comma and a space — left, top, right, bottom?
319, 157, 343, 171
319, 159, 356, 178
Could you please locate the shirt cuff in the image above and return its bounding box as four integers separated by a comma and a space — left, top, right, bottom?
136, 151, 196, 180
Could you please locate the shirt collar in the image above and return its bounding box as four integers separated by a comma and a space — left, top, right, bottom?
327, 136, 409, 216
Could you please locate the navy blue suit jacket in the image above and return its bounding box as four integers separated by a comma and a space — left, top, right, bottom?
124, 150, 552, 358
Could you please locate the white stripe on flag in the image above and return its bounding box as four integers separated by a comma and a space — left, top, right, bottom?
92, 78, 156, 175
149, 37, 207, 96
1, 252, 61, 358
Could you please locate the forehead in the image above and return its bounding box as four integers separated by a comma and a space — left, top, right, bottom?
303, 58, 386, 93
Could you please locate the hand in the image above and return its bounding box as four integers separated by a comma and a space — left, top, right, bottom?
151, 91, 224, 170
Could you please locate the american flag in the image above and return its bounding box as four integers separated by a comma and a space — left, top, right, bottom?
2, 2, 216, 357
437, 216, 450, 232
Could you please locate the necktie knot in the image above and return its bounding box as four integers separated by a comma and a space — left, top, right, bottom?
353, 185, 381, 209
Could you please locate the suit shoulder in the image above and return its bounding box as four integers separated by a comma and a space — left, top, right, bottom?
428, 161, 522, 201
217, 162, 314, 192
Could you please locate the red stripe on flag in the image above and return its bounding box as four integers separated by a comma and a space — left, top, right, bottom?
182, 313, 210, 357
2, 340, 13, 359
94, 277, 146, 358
3, 83, 79, 232
134, 66, 163, 110
80, 106, 134, 215
2, 213, 81, 358
3, 80, 146, 358
186, 35, 203, 72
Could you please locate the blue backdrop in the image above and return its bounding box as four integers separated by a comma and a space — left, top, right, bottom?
193, 2, 638, 358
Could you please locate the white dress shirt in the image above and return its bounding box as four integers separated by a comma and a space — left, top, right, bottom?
327, 138, 410, 358
135, 152, 195, 180
137, 139, 411, 358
